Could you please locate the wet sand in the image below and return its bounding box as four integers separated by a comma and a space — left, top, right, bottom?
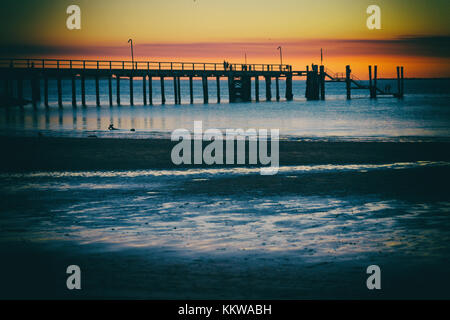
2, 240, 449, 300
1, 135, 449, 299
0, 135, 449, 172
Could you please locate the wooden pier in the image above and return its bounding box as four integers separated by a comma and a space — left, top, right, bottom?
0, 58, 293, 107
323, 65, 405, 100
0, 58, 404, 107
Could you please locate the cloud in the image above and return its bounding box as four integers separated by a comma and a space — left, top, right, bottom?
1, 35, 449, 60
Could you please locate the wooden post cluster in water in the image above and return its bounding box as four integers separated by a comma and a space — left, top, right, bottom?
368, 65, 378, 99
395, 66, 405, 98
305, 64, 325, 100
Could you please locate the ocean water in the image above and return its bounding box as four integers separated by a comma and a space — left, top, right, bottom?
1, 78, 449, 141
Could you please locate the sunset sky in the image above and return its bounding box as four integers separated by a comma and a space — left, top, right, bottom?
1, 0, 449, 78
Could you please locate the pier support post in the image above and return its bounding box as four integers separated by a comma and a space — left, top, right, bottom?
285, 75, 293, 101
142, 76, 147, 105
202, 76, 208, 104
216, 76, 221, 103
255, 76, 259, 102
228, 76, 251, 102
319, 66, 325, 100
265, 76, 272, 101
275, 77, 280, 101
81, 75, 86, 106
306, 65, 320, 100
369, 66, 374, 98
345, 65, 351, 100
160, 77, 166, 104
116, 76, 121, 105
400, 66, 404, 98
373, 65, 377, 99
173, 77, 177, 104
148, 76, 153, 105
44, 77, 49, 107
71, 75, 76, 107
57, 77, 63, 107
95, 76, 100, 106
129, 76, 134, 105
396, 66, 400, 98
189, 77, 193, 104
177, 77, 181, 104
108, 75, 113, 106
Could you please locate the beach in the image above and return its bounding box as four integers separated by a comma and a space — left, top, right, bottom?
1, 135, 449, 299
1, 135, 449, 171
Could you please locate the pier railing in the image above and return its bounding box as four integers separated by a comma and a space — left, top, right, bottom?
0, 58, 292, 72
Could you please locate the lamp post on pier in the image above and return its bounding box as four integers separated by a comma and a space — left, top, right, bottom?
277, 46, 283, 66
128, 38, 134, 69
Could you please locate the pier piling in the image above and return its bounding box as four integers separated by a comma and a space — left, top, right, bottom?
345, 65, 351, 100
177, 77, 181, 104
396, 66, 400, 97
148, 76, 153, 105
173, 77, 178, 104
116, 76, 121, 105
216, 76, 221, 103
306, 65, 320, 100
202, 76, 208, 104
71, 75, 76, 107
108, 75, 113, 106
265, 76, 272, 101
142, 76, 147, 105
81, 75, 86, 106
400, 66, 404, 98
189, 77, 193, 104
320, 65, 325, 100
276, 77, 280, 101
129, 76, 133, 105
255, 76, 259, 102
285, 75, 293, 101
95, 76, 100, 106
44, 77, 49, 107
373, 66, 378, 99
160, 77, 165, 104
57, 77, 62, 107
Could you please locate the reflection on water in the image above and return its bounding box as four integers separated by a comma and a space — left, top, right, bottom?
1, 160, 449, 179
1, 79, 450, 140
1, 162, 449, 261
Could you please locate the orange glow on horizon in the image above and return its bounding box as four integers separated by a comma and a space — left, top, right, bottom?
1, 0, 449, 78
